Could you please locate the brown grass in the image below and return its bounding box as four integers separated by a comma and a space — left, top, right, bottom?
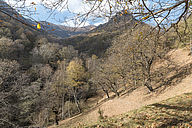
49, 48, 192, 128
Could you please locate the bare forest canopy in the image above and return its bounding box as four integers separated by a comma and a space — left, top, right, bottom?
0, 0, 192, 128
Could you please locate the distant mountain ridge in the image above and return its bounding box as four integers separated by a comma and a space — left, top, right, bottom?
92, 12, 138, 32
0, 0, 140, 50
0, 1, 36, 29
0, 1, 95, 38
40, 21, 96, 38
0, 1, 140, 39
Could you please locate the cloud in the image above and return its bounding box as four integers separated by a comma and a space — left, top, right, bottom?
40, 0, 118, 16
62, 19, 90, 27
93, 22, 105, 26
65, 0, 85, 13
92, 18, 108, 26
4, 0, 132, 26
5, 0, 41, 7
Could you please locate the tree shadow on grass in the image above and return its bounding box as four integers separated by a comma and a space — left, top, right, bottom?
121, 87, 137, 97
152, 103, 192, 111
151, 103, 192, 127
154, 63, 192, 94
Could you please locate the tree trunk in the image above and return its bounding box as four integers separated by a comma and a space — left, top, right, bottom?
73, 93, 81, 113
145, 58, 154, 92
73, 87, 81, 113
106, 90, 110, 99
68, 99, 71, 118
111, 83, 119, 97
115, 91, 120, 97
101, 86, 110, 99
53, 109, 59, 126
61, 94, 65, 120
55, 115, 59, 125
144, 82, 153, 92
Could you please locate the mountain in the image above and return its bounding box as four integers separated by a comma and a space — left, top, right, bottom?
0, 1, 95, 38
0, 1, 38, 30
92, 12, 139, 32
0, 1, 138, 40
60, 12, 142, 57
40, 21, 95, 38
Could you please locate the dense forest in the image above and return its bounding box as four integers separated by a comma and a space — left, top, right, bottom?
0, 1, 192, 128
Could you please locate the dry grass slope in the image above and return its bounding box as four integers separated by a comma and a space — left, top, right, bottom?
49, 48, 192, 128
87, 92, 192, 128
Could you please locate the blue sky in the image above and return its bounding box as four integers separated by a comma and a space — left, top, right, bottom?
29, 4, 107, 26
4, 0, 186, 28
5, 0, 109, 27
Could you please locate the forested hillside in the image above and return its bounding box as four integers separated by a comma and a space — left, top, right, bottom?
1, 1, 192, 128
0, 9, 97, 127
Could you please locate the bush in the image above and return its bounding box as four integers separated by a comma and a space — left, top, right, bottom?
98, 108, 104, 120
